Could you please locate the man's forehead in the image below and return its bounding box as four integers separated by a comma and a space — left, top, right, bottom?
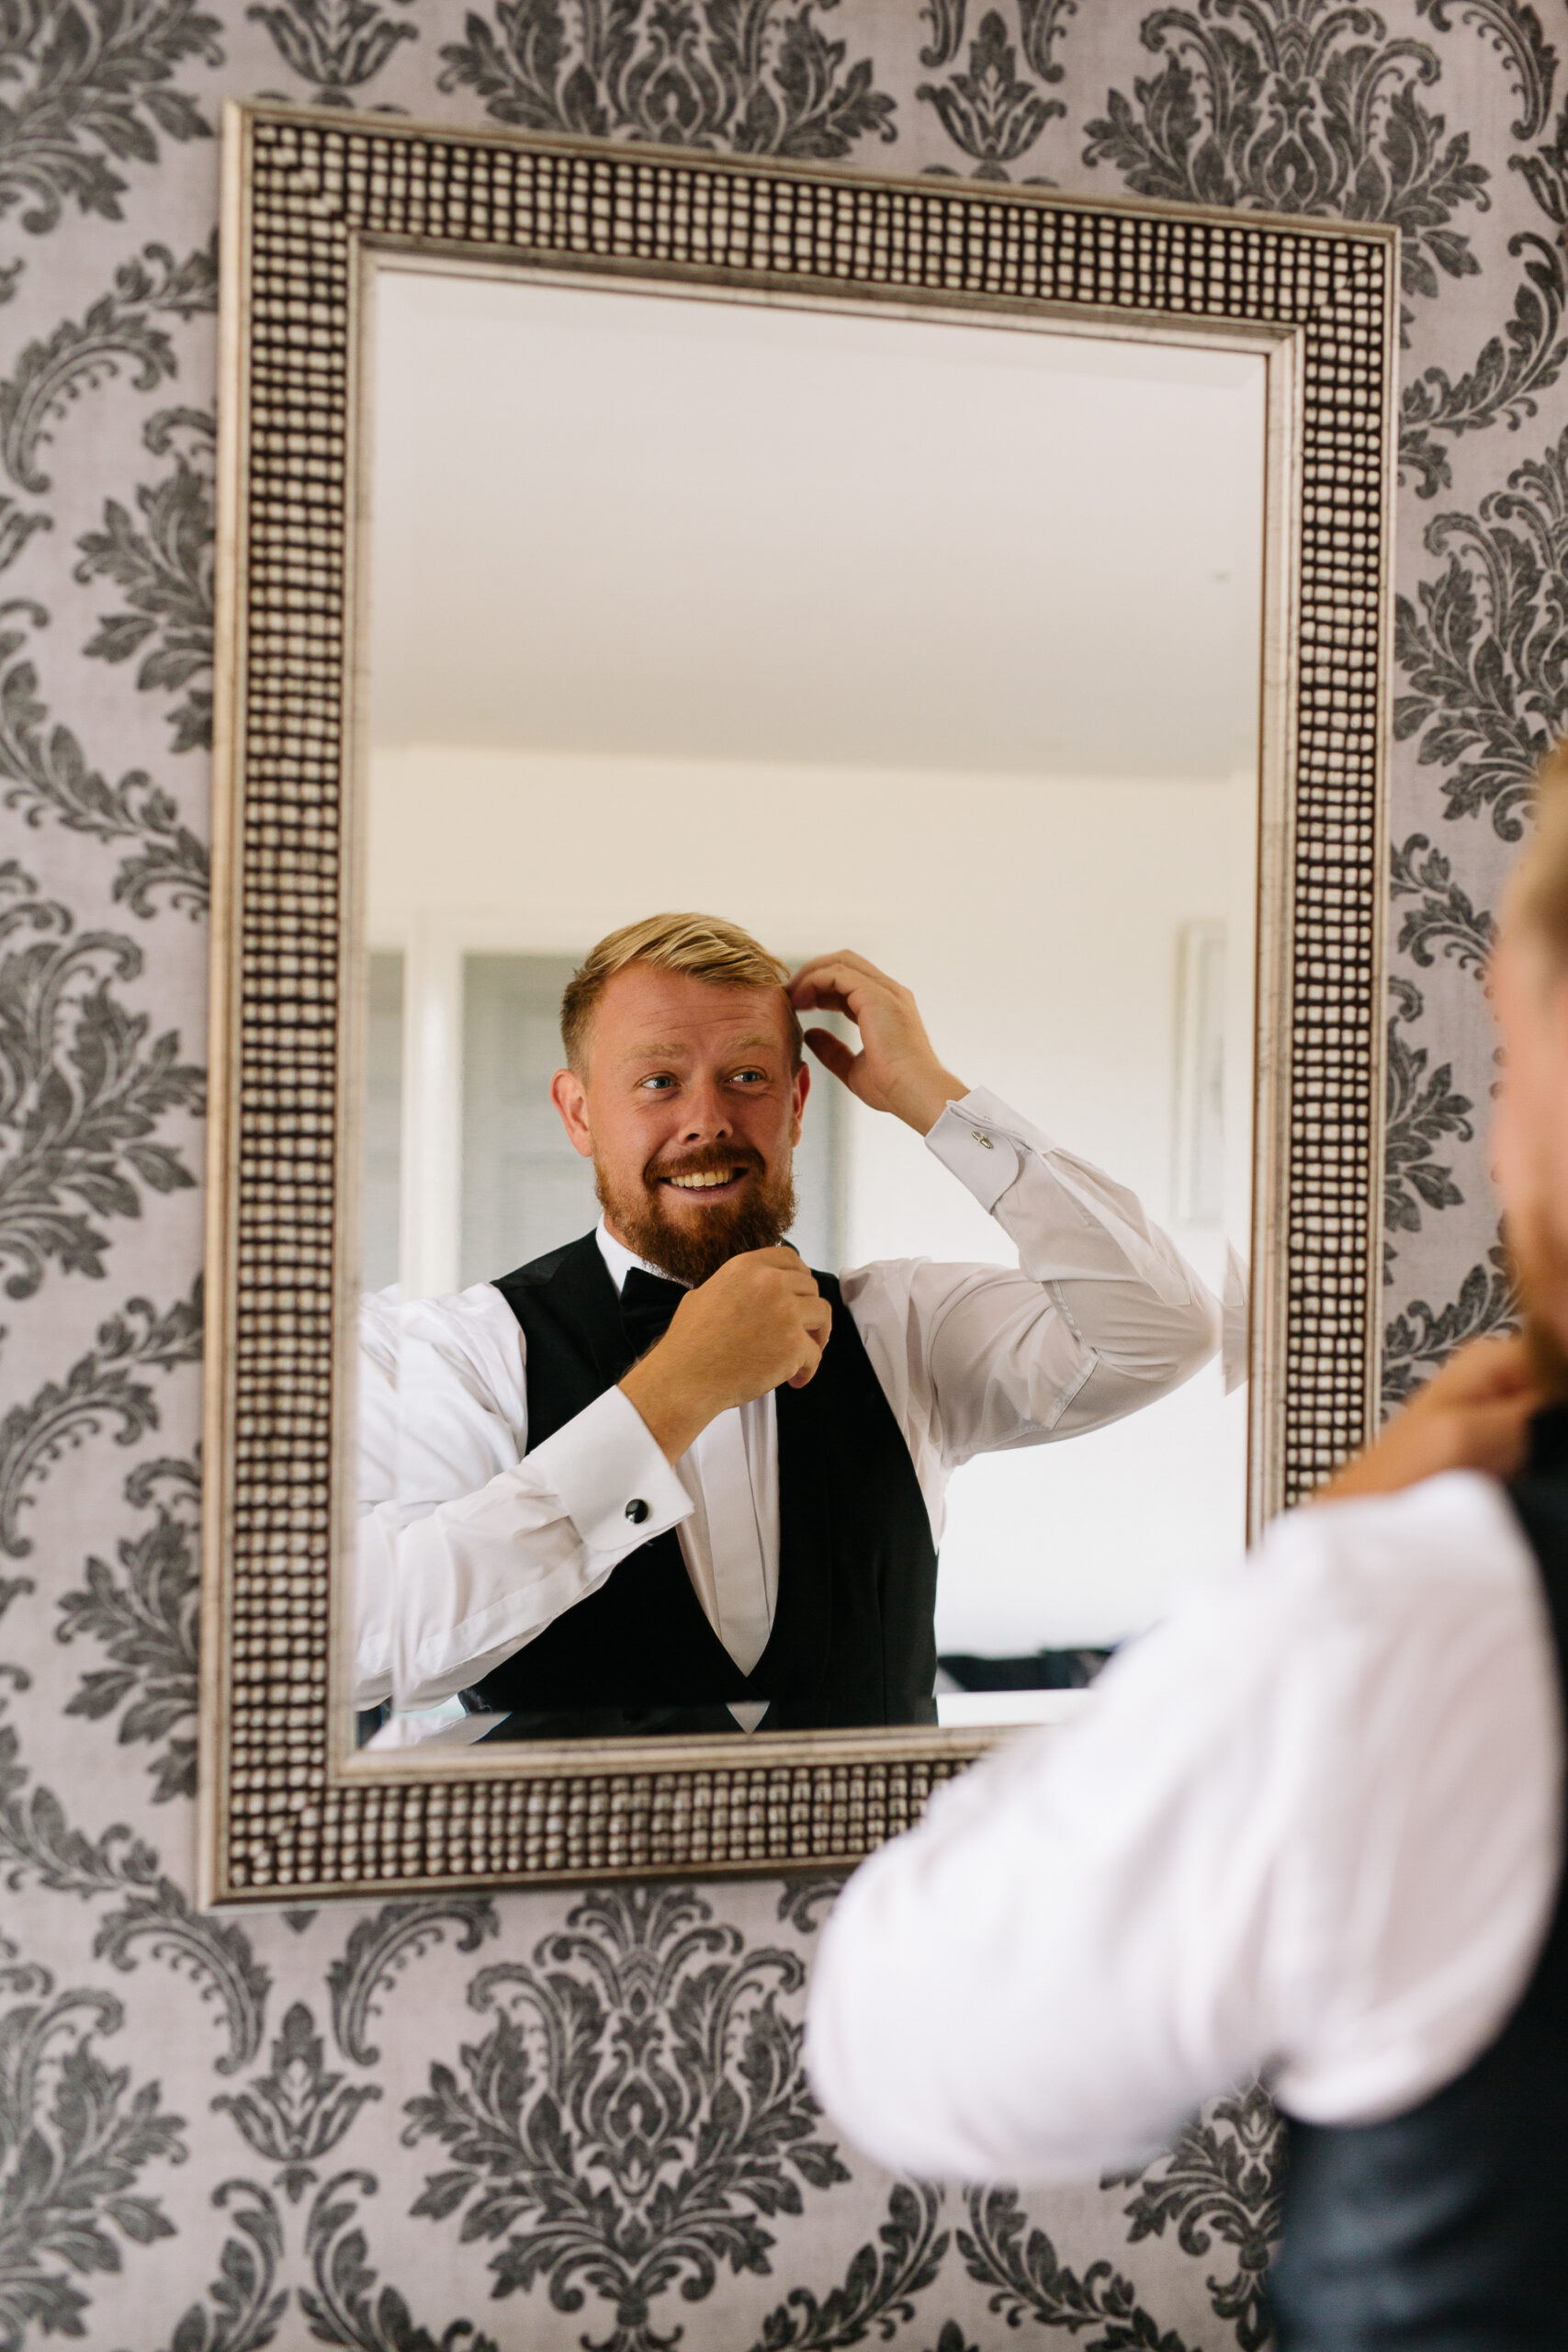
599, 967, 792, 1060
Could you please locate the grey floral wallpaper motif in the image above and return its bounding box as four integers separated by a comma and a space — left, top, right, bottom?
0, 0, 1562, 2340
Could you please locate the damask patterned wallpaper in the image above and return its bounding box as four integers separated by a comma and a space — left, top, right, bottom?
1, 0, 1561, 2343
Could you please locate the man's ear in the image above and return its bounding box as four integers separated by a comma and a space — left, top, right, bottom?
790, 1058, 810, 1149
550, 1066, 594, 1160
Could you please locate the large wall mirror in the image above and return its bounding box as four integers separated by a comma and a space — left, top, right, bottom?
202, 106, 1396, 1905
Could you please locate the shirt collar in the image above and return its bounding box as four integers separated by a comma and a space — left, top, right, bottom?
595, 1216, 691, 1296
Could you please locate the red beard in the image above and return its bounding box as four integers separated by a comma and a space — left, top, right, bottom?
595, 1146, 798, 1285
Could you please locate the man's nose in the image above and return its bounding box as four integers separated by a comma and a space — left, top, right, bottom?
680, 1080, 733, 1140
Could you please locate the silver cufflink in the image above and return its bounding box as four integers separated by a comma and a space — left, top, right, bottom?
972, 1130, 994, 1149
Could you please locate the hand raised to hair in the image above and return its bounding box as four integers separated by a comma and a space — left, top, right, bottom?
787, 950, 968, 1136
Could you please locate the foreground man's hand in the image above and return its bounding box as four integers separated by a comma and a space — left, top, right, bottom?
619, 1248, 833, 1464
1313, 1332, 1541, 1504
788, 950, 968, 1135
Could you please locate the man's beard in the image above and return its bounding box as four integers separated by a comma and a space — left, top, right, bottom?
596, 1145, 797, 1286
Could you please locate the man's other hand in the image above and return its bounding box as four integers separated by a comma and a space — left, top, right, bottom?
619, 1249, 833, 1464
787, 951, 968, 1136
1313, 1333, 1541, 1505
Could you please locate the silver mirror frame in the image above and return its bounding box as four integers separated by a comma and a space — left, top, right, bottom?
201, 99, 1396, 1907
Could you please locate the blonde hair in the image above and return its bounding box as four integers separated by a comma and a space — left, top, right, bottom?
1508, 738, 1568, 968
560, 911, 804, 1070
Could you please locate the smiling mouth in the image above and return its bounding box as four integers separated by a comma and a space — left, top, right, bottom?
660, 1165, 750, 1197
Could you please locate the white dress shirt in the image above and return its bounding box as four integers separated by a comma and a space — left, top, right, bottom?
806, 1470, 1563, 2180
597, 1225, 778, 1689
355, 1087, 1220, 1718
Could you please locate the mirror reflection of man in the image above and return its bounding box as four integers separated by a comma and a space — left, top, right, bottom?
355, 913, 1221, 1742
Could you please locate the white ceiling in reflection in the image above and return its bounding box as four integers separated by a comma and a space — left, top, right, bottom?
366, 265, 1266, 781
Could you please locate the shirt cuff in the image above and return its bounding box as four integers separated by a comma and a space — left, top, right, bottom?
526, 1384, 694, 1556
924, 1085, 1044, 1212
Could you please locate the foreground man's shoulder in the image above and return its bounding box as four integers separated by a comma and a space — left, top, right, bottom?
1109, 1473, 1541, 1714
1278, 1468, 1533, 1586
1245, 1471, 1543, 1690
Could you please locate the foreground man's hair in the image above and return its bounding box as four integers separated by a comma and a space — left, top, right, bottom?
560, 911, 805, 1071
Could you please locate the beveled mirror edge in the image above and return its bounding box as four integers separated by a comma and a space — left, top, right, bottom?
1246, 320, 1298, 1540
201, 98, 1397, 1906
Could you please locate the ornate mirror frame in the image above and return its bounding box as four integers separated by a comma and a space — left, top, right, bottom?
200, 99, 1397, 1907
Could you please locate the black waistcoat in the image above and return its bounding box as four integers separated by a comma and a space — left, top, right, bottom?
1268, 1406, 1568, 2352
466, 1232, 939, 1736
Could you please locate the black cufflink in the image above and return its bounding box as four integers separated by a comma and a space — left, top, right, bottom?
625, 1498, 649, 1523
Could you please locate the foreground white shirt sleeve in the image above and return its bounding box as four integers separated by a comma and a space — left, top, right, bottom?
354, 1285, 692, 1708
806, 1472, 1562, 2182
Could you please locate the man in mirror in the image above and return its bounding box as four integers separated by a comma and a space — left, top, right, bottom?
355, 912, 1221, 1742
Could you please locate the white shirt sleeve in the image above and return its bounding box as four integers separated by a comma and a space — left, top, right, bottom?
805, 1472, 1562, 2183
354, 1284, 693, 1709
842, 1086, 1222, 1481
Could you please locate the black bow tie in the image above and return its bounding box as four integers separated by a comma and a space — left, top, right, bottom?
620, 1267, 689, 1358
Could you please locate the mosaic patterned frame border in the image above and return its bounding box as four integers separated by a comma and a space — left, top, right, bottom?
202, 102, 1396, 1905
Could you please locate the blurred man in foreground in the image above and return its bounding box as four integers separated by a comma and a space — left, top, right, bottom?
807, 745, 1568, 2351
